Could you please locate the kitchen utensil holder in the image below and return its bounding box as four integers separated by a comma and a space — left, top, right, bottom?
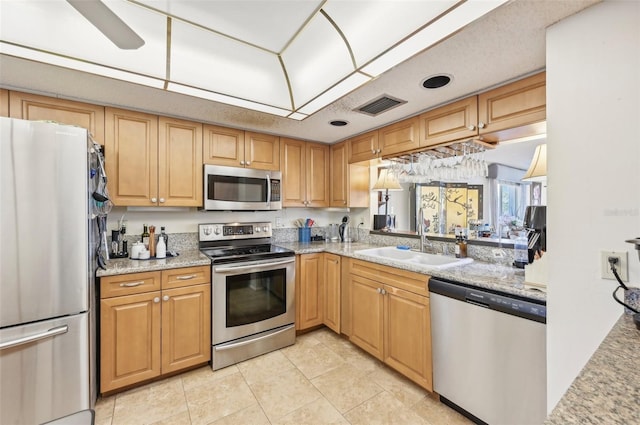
298, 227, 311, 243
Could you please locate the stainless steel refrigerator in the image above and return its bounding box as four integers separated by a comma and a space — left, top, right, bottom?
0, 117, 100, 424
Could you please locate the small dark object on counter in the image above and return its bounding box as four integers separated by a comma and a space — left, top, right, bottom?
634, 313, 640, 330
311, 235, 325, 241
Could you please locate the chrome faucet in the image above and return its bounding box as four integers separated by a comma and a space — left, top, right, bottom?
418, 208, 433, 253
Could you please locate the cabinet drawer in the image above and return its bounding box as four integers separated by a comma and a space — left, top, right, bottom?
162, 266, 210, 289
350, 259, 429, 297
100, 271, 161, 299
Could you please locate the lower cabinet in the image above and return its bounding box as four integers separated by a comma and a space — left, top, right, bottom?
99, 266, 210, 393
296, 253, 341, 333
349, 259, 433, 391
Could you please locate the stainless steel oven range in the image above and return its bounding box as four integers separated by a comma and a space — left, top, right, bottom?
199, 222, 295, 370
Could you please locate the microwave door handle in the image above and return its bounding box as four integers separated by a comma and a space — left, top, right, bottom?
266, 174, 271, 207
213, 258, 295, 273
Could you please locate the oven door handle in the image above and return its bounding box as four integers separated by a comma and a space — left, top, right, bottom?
214, 324, 295, 352
266, 174, 271, 208
213, 257, 295, 273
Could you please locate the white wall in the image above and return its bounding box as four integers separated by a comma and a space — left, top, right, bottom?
546, 0, 640, 412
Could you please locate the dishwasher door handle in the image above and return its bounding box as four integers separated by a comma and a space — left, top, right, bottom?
465, 298, 490, 309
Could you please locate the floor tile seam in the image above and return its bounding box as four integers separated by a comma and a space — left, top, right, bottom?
237, 369, 277, 425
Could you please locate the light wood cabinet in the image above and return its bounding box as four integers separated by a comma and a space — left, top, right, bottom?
203, 125, 279, 170
296, 253, 324, 330
281, 138, 330, 208
8, 91, 105, 144
349, 259, 432, 391
478, 72, 546, 142
323, 253, 341, 333
105, 108, 202, 207
330, 141, 369, 208
348, 130, 379, 163
100, 266, 211, 394
0, 89, 9, 117
378, 116, 420, 157
419, 96, 478, 147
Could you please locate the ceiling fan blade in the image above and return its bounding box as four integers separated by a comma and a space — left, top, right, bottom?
67, 0, 145, 50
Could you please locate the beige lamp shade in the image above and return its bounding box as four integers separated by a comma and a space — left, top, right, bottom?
373, 168, 402, 191
523, 144, 547, 181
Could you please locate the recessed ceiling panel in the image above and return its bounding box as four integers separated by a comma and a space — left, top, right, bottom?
282, 12, 354, 109
0, 0, 166, 79
171, 20, 291, 110
136, 0, 322, 52
323, 0, 459, 67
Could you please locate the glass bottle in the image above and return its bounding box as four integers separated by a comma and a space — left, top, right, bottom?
514, 234, 529, 268
148, 225, 156, 257
141, 224, 150, 249
160, 226, 169, 251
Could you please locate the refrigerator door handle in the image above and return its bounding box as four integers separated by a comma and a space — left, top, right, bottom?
0, 325, 68, 350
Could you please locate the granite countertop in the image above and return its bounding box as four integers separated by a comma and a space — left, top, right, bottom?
545, 314, 640, 424
96, 249, 211, 277
277, 241, 543, 302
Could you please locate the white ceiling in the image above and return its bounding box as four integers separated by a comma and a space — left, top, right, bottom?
0, 0, 600, 146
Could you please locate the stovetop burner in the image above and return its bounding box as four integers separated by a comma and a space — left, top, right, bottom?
198, 222, 294, 264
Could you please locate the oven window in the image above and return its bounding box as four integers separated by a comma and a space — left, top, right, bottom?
226, 269, 286, 327
208, 175, 266, 202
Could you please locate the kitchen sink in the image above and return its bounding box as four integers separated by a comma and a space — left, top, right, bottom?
354, 246, 473, 270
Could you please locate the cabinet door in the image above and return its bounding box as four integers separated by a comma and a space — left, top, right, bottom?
202, 124, 245, 167
419, 96, 478, 147
9, 91, 105, 144
348, 130, 378, 163
323, 253, 341, 333
349, 275, 384, 360
296, 254, 324, 330
0, 89, 8, 117
245, 131, 280, 170
384, 285, 432, 391
478, 72, 546, 140
280, 138, 306, 207
161, 283, 211, 374
158, 117, 203, 207
105, 107, 158, 206
378, 116, 420, 157
100, 291, 161, 393
306, 143, 330, 207
330, 142, 348, 207
162, 265, 210, 290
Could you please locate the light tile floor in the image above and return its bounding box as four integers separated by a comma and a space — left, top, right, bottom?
95, 328, 472, 425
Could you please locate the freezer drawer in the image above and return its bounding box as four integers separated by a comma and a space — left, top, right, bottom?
1, 313, 90, 425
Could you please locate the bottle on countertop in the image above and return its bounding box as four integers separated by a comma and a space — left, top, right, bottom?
149, 225, 156, 257
159, 226, 169, 251
141, 224, 150, 249
156, 234, 166, 258
455, 227, 467, 258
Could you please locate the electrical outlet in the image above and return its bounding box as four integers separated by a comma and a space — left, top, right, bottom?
275, 217, 282, 228
492, 249, 505, 259
601, 251, 628, 282
359, 216, 365, 225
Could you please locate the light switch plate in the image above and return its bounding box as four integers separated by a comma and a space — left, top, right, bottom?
601, 251, 628, 282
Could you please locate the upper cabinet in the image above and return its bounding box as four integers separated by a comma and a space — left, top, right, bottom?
419, 96, 478, 147
105, 108, 202, 207
378, 116, 420, 157
330, 141, 369, 208
8, 91, 105, 144
0, 89, 8, 117
203, 124, 279, 170
478, 72, 546, 141
348, 130, 379, 163
281, 138, 330, 208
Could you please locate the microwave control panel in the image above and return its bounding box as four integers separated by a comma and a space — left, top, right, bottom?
199, 222, 272, 242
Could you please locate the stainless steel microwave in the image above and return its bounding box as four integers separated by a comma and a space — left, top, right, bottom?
203, 165, 282, 211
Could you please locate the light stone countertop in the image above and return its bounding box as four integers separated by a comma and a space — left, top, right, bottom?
545, 314, 640, 424
277, 241, 543, 302
96, 249, 211, 277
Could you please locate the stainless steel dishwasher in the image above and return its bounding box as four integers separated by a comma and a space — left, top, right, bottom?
429, 278, 547, 425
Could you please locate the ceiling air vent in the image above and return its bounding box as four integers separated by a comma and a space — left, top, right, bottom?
355, 95, 406, 116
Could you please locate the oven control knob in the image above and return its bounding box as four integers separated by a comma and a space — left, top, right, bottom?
203, 226, 212, 236
213, 227, 221, 235
262, 226, 269, 233
254, 226, 261, 233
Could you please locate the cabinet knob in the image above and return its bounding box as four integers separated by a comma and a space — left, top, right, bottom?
153, 297, 160, 303
162, 295, 169, 302
371, 149, 376, 154
240, 160, 245, 165
376, 149, 381, 154
246, 161, 251, 166
343, 201, 347, 205
377, 288, 382, 294
151, 197, 157, 203
159, 198, 165, 203
381, 288, 387, 295
478, 122, 486, 129
467, 125, 476, 131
